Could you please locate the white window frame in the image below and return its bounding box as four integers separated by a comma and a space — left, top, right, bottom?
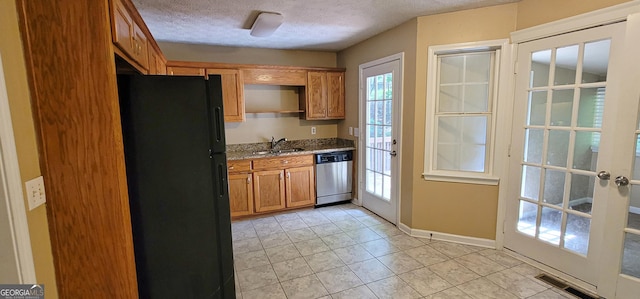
423, 39, 510, 185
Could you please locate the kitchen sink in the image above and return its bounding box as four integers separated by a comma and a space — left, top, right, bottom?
251, 148, 305, 155
277, 148, 305, 153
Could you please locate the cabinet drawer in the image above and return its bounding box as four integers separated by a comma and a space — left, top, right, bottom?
253, 155, 313, 170
228, 160, 251, 172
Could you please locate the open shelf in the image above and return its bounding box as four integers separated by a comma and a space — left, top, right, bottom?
245, 110, 304, 114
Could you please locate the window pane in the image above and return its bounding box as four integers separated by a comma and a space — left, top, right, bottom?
564, 213, 590, 255
384, 100, 392, 125
460, 145, 486, 172
462, 116, 488, 144
621, 232, 640, 278
522, 166, 541, 201
547, 130, 570, 167
550, 89, 574, 127
539, 207, 562, 245
577, 87, 605, 128
572, 131, 599, 171
518, 200, 538, 237
440, 56, 464, 84
569, 174, 594, 215
524, 129, 544, 164
439, 85, 462, 112
528, 91, 547, 126
438, 117, 461, 143
465, 53, 491, 82
554, 45, 579, 86
464, 84, 489, 112
531, 50, 552, 88
543, 169, 565, 207
437, 144, 459, 171
582, 39, 610, 84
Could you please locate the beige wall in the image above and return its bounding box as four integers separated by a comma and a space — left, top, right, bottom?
337, 19, 418, 222
411, 4, 518, 239
516, 0, 631, 30
338, 0, 630, 240
0, 1, 58, 297
159, 42, 340, 144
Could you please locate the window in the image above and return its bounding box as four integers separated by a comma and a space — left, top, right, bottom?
424, 40, 507, 185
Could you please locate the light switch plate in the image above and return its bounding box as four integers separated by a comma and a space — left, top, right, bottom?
349, 127, 353, 135
25, 176, 46, 211
354, 128, 360, 137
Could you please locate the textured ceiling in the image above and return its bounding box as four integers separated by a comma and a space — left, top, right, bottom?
132, 0, 519, 51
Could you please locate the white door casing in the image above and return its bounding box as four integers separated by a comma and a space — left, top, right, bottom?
0, 53, 37, 283
359, 53, 403, 224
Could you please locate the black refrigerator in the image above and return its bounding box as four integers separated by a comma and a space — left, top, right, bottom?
117, 74, 235, 299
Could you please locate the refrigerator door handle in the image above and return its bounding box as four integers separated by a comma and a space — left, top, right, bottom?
218, 163, 227, 197
214, 107, 223, 143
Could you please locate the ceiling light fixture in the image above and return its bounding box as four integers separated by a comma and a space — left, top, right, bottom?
250, 12, 283, 37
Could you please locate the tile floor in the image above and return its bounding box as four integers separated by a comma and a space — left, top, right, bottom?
231, 203, 578, 299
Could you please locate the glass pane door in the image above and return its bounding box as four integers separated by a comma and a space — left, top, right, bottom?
365, 73, 393, 201
505, 22, 625, 286
360, 56, 402, 224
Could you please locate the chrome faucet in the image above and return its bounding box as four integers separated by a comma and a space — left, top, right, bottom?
271, 136, 287, 149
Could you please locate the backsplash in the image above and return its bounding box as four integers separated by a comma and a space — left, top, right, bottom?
226, 138, 355, 152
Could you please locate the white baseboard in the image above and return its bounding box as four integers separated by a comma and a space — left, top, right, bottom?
350, 197, 361, 206
398, 222, 496, 249
503, 248, 597, 294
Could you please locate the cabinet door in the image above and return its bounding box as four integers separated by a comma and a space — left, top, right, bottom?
207, 69, 245, 122
253, 170, 286, 212
228, 173, 254, 217
327, 72, 345, 119
286, 166, 315, 208
167, 66, 205, 76
147, 48, 158, 75
111, 0, 134, 58
306, 71, 327, 119
131, 23, 149, 70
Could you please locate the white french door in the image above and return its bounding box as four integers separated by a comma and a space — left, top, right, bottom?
598, 13, 640, 298
504, 21, 628, 287
359, 54, 403, 224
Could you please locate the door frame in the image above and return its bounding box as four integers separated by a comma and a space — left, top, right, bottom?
358, 52, 404, 225
0, 53, 37, 283
497, 1, 640, 293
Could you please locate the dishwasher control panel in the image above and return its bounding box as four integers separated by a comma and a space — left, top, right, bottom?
315, 151, 353, 164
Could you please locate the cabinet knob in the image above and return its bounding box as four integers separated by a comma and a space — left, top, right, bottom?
283, 160, 289, 164
247, 176, 251, 184
229, 166, 235, 170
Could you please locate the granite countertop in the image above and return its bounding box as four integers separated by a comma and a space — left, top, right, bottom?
226, 138, 355, 160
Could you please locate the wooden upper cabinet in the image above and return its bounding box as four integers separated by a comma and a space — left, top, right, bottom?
304, 71, 345, 120
147, 47, 166, 75
166, 66, 205, 76
110, 0, 149, 70
327, 72, 345, 118
243, 68, 307, 85
306, 71, 327, 119
207, 69, 245, 122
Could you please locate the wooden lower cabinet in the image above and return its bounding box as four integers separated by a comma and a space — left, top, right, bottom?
228, 173, 254, 217
286, 166, 315, 208
253, 169, 286, 212
228, 155, 316, 217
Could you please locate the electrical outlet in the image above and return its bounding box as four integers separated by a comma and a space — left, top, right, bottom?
311, 127, 316, 135
349, 127, 353, 135
25, 176, 46, 211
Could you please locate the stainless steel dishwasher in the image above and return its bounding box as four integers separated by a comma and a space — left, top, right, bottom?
315, 151, 353, 207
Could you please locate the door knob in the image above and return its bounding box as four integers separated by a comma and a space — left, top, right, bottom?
596, 171, 610, 180
615, 176, 630, 187
390, 151, 397, 157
